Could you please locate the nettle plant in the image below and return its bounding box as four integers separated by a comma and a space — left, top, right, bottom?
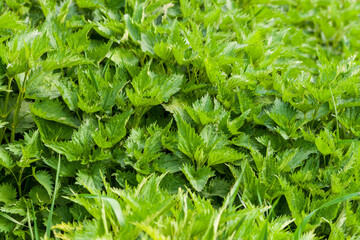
1, 0, 360, 239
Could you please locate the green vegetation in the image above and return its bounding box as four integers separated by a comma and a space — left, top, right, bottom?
1, 0, 360, 239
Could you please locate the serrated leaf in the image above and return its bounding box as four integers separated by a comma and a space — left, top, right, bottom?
42, 51, 93, 71
93, 109, 133, 148
0, 183, 17, 205
0, 147, 14, 169
315, 128, 336, 156
182, 164, 215, 192
76, 163, 104, 194
175, 114, 202, 160
54, 78, 79, 111
208, 147, 246, 166
33, 115, 74, 142
0, 11, 26, 29
124, 14, 141, 42
32, 169, 54, 197
30, 100, 80, 128
126, 63, 184, 107
46, 117, 96, 162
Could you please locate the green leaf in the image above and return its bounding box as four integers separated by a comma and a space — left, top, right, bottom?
182, 164, 215, 192
126, 63, 184, 107
124, 14, 141, 42
32, 169, 54, 197
0, 183, 17, 205
42, 51, 93, 71
33, 115, 74, 142
0, 147, 14, 169
294, 192, 360, 240
175, 114, 202, 161
54, 78, 79, 111
76, 0, 104, 9
0, 11, 26, 29
46, 117, 96, 162
315, 128, 336, 156
39, 0, 56, 18
78, 194, 125, 226
93, 109, 133, 148
76, 163, 105, 194
30, 100, 80, 128
208, 147, 246, 166
25, 70, 61, 100
185, 94, 226, 125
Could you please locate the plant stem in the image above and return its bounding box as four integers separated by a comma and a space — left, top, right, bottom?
10, 89, 24, 142
10, 70, 30, 143
2, 77, 13, 117
46, 154, 61, 238
0, 77, 13, 144
18, 167, 24, 197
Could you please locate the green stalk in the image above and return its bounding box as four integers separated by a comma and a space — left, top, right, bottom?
0, 77, 13, 144
10, 70, 31, 143
329, 85, 340, 142
31, 201, 39, 240
46, 154, 61, 238
17, 167, 24, 197
26, 204, 34, 240
0, 127, 5, 145
2, 77, 13, 117
10, 89, 24, 142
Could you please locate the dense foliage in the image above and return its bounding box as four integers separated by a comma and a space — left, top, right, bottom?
1, 0, 360, 239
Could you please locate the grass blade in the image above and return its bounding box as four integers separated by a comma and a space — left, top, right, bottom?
78, 194, 125, 226
293, 192, 360, 240
46, 154, 61, 238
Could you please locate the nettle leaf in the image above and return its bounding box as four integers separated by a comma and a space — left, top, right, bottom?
87, 40, 112, 65
39, 0, 56, 18
124, 14, 141, 42
0, 183, 17, 205
315, 128, 336, 156
207, 147, 247, 166
33, 115, 74, 142
18, 130, 42, 166
175, 114, 202, 161
181, 164, 215, 192
76, 163, 105, 194
42, 51, 92, 71
0, 216, 15, 233
0, 11, 26, 29
0, 198, 27, 216
54, 78, 79, 111
267, 98, 308, 139
203, 177, 231, 199
185, 94, 227, 125
46, 117, 96, 162
29, 185, 51, 204
0, 147, 15, 169
32, 168, 54, 197
77, 66, 125, 114
93, 109, 133, 148
25, 70, 61, 100
31, 99, 80, 128
153, 154, 184, 173
227, 109, 251, 135
154, 41, 172, 61
338, 107, 360, 137
125, 124, 170, 174
277, 147, 317, 173
29, 31, 52, 65
126, 63, 184, 107
76, 0, 104, 9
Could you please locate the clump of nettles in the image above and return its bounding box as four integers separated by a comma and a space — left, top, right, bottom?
0, 0, 360, 239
